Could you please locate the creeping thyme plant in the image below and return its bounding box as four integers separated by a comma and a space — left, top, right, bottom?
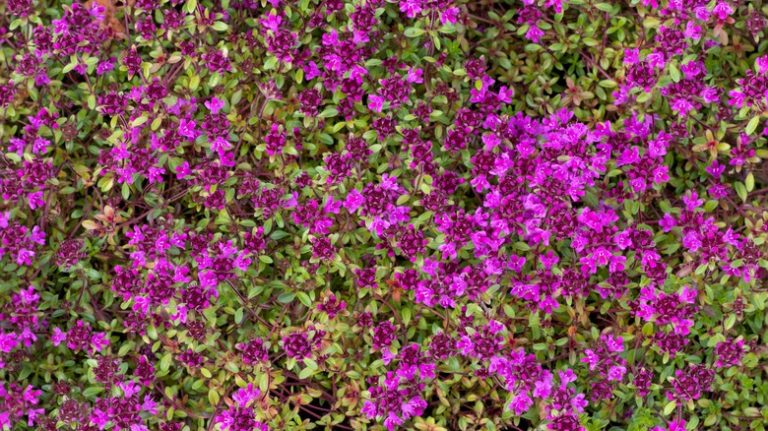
2, 0, 768, 430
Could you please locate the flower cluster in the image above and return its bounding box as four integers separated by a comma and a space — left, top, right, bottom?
1, 0, 767, 430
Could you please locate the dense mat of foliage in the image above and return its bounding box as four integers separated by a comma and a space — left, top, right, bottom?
2, 0, 768, 430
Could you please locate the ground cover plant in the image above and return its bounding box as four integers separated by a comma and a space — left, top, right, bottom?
1, 0, 768, 430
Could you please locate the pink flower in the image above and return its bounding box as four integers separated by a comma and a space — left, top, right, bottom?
368, 94, 384, 113
232, 383, 260, 407
32, 137, 49, 154
559, 369, 577, 385
90, 332, 110, 353
608, 365, 626, 381
344, 189, 365, 212
441, 7, 460, 25
51, 327, 67, 346
211, 136, 232, 155
525, 26, 544, 43
694, 6, 710, 20
728, 90, 745, 107
510, 393, 532, 415
482, 133, 501, 150
27, 191, 45, 210
498, 85, 514, 103
406, 68, 423, 84
712, 2, 733, 20
757, 56, 768, 74
178, 118, 197, 140
604, 334, 624, 353
581, 349, 599, 370
659, 213, 677, 232
0, 332, 19, 353
540, 250, 559, 269
624, 48, 640, 65
678, 285, 698, 303
399, 0, 423, 18
260, 13, 282, 32
204, 97, 225, 114
141, 394, 157, 415
119, 381, 141, 397
682, 190, 703, 211
176, 161, 191, 179
653, 165, 670, 184
684, 21, 703, 40
668, 420, 687, 431
383, 412, 404, 431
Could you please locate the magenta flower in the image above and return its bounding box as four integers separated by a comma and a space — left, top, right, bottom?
368, 94, 385, 113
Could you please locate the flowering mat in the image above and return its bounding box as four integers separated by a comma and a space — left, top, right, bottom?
2, 0, 768, 430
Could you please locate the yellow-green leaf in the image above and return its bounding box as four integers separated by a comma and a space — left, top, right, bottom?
746, 172, 755, 192
746, 115, 761, 135
208, 388, 220, 405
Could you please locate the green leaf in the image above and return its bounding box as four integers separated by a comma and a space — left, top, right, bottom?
62, 59, 78, 74
297, 291, 312, 308
208, 388, 220, 405
160, 353, 173, 372
401, 307, 412, 326
734, 181, 748, 202
595, 3, 616, 13
643, 17, 660, 28
189, 75, 201, 91
663, 400, 677, 416
668, 63, 681, 83
131, 116, 148, 127
746, 116, 760, 135
215, 209, 232, 225
151, 116, 163, 131
277, 292, 295, 303
318, 107, 338, 118
263, 56, 278, 70
746, 172, 755, 192
299, 366, 315, 379
185, 0, 197, 14
83, 387, 104, 398
404, 27, 425, 37
642, 322, 654, 336
212, 21, 229, 31
582, 38, 599, 47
